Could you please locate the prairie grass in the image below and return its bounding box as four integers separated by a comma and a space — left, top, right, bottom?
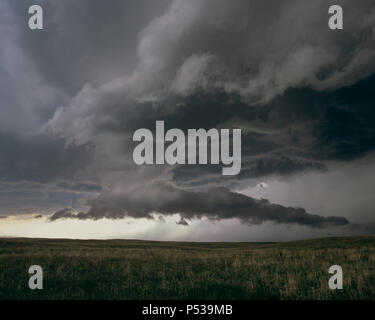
0, 237, 374, 300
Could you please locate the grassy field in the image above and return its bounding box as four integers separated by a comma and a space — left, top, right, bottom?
0, 236, 374, 300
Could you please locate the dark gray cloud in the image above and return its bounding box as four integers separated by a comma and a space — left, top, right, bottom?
51, 76, 372, 191
0, 180, 98, 216
40, 0, 375, 192
0, 131, 93, 182
43, 0, 375, 189
56, 181, 102, 193
50, 208, 77, 221
50, 182, 349, 229
5, 0, 171, 94
46, 0, 375, 132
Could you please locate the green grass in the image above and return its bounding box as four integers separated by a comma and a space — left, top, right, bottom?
0, 236, 374, 300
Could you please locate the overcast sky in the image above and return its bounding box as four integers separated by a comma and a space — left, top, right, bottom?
0, 0, 374, 241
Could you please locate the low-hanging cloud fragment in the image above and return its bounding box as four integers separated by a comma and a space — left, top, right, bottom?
50, 183, 349, 229
176, 217, 189, 226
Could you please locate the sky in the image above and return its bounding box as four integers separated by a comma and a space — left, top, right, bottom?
0, 0, 374, 241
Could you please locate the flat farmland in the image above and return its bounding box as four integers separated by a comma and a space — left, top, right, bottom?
0, 237, 374, 300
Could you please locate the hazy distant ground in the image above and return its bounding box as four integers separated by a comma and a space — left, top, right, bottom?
0, 237, 374, 300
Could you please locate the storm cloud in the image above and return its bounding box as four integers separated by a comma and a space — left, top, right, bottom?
1, 0, 375, 238
50, 183, 349, 229
42, 0, 375, 191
